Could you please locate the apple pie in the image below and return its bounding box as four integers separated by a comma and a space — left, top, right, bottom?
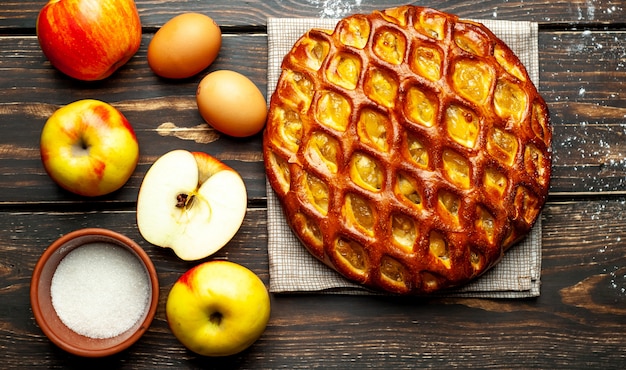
263, 5, 552, 294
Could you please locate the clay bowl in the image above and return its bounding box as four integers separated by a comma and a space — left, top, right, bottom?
30, 228, 159, 357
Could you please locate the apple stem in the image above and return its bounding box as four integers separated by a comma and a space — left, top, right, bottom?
79, 137, 89, 150
209, 312, 223, 325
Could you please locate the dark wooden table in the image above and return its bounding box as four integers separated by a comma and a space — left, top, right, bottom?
1, 1, 625, 368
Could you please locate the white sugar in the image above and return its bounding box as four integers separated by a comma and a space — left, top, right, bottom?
50, 242, 150, 339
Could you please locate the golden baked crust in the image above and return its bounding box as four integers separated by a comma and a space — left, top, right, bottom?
263, 6, 552, 294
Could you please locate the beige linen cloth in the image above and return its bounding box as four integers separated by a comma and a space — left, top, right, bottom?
266, 17, 542, 298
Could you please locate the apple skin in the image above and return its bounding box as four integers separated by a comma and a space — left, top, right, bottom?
36, 0, 142, 81
166, 260, 271, 357
40, 99, 139, 197
136, 150, 248, 261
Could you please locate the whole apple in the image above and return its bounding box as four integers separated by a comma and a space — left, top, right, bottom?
40, 99, 139, 197
36, 0, 142, 81
136, 150, 247, 261
166, 260, 271, 357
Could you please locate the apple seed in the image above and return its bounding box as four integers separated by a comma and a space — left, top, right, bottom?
176, 193, 196, 209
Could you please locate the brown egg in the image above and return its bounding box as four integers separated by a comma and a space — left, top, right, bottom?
148, 13, 221, 79
196, 70, 268, 137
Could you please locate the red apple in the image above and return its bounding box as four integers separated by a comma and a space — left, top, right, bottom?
40, 99, 139, 197
36, 0, 142, 81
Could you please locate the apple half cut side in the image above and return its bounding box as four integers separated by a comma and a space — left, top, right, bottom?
137, 150, 247, 260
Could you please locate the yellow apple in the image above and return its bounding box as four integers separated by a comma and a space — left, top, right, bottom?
40, 99, 139, 197
136, 150, 247, 260
36, 0, 142, 81
166, 260, 271, 357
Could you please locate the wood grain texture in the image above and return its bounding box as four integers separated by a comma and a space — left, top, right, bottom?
1, 31, 625, 203
1, 0, 624, 30
1, 201, 626, 368
1, 0, 625, 368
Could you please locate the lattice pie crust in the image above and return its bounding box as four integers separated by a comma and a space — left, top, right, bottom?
264, 6, 552, 294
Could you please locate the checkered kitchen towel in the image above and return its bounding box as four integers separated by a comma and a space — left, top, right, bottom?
266, 16, 542, 298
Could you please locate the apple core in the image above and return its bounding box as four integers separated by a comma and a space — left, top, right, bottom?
136, 150, 247, 261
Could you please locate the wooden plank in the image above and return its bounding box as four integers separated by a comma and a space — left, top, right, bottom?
1, 31, 625, 203
1, 0, 624, 30
1, 1, 625, 368
0, 34, 268, 203
0, 34, 268, 104
1, 200, 625, 368
539, 30, 626, 195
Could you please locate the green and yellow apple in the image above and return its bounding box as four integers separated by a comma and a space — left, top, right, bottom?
136, 150, 247, 261
166, 260, 271, 357
40, 99, 139, 197
36, 0, 142, 81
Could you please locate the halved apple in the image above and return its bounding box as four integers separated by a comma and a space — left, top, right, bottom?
137, 150, 247, 260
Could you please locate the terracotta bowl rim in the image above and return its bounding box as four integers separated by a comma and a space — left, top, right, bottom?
30, 227, 159, 358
